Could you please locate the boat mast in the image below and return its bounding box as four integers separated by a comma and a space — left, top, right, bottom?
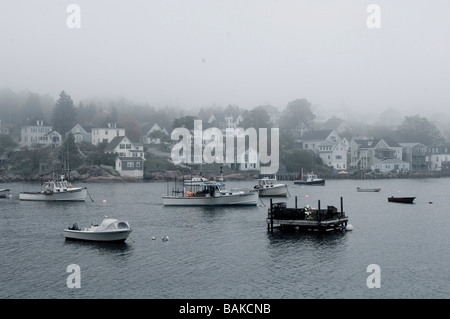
66, 135, 71, 181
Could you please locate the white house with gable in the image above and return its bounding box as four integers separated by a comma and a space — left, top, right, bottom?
91, 122, 125, 145
20, 119, 62, 148
105, 136, 145, 178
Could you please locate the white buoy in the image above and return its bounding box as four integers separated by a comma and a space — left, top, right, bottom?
102, 199, 107, 204
152, 236, 156, 240
345, 224, 353, 231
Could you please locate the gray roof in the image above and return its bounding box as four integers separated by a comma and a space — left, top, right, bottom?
302, 130, 333, 140
117, 157, 144, 161
377, 158, 408, 164
104, 136, 126, 152
321, 118, 345, 130
25, 118, 51, 126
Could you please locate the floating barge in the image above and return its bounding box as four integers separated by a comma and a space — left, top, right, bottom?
267, 196, 351, 232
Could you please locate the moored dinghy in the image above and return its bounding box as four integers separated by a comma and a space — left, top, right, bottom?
64, 217, 133, 242
388, 196, 415, 204
357, 187, 381, 192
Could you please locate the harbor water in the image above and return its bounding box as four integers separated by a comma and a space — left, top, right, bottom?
1, 178, 450, 299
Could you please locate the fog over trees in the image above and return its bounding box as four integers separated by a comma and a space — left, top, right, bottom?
2, 87, 450, 176
1, 88, 450, 153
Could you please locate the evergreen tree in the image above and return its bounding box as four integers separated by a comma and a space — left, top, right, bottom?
280, 99, 316, 130
52, 91, 77, 134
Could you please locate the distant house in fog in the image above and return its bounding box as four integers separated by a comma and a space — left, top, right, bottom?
318, 140, 348, 170
105, 135, 145, 179
69, 124, 91, 143
43, 130, 62, 149
349, 137, 399, 171
20, 119, 53, 148
427, 144, 450, 171
115, 157, 145, 178
399, 142, 428, 172
141, 122, 169, 144
301, 130, 342, 153
105, 136, 145, 159
91, 122, 125, 145
374, 158, 410, 173
0, 120, 9, 135
376, 107, 404, 128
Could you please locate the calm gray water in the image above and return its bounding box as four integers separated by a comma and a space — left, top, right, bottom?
1, 178, 449, 299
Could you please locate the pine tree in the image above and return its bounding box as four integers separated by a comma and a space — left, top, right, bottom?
52, 91, 77, 134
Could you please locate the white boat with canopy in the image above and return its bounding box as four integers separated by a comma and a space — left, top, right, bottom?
64, 218, 133, 242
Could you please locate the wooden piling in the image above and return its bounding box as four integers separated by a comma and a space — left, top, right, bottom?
269, 198, 273, 233
318, 200, 321, 223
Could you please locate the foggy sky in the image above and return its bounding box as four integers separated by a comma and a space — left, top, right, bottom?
1, 0, 450, 116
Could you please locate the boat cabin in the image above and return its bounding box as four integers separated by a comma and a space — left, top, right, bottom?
44, 176, 72, 193
256, 177, 277, 188
184, 182, 225, 198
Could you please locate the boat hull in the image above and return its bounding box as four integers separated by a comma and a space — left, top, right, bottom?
162, 191, 258, 206
388, 197, 415, 204
294, 180, 325, 186
357, 188, 381, 192
19, 188, 87, 202
64, 229, 132, 242
257, 185, 288, 197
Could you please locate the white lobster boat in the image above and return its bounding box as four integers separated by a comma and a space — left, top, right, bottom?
254, 177, 288, 197
19, 175, 87, 202
162, 181, 258, 206
64, 218, 133, 242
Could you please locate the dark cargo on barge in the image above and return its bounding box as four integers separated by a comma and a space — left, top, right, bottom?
267, 196, 351, 233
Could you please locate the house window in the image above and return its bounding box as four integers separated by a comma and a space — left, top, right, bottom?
126, 144, 131, 149
136, 162, 140, 167
127, 162, 134, 168
120, 144, 125, 149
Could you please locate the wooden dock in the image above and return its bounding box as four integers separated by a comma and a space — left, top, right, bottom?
267, 196, 350, 233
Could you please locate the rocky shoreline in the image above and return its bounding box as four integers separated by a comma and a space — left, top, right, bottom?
0, 165, 261, 183
1, 165, 449, 183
